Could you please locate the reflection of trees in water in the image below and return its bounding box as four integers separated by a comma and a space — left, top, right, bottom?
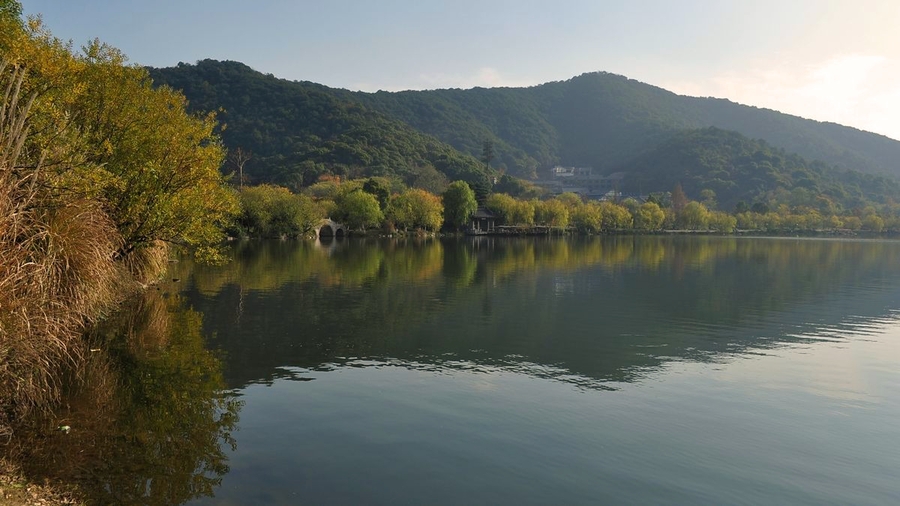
11, 291, 241, 506
180, 237, 900, 390
178, 237, 900, 300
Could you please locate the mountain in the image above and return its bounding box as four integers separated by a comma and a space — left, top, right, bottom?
351, 71, 900, 180
149, 60, 900, 209
147, 61, 492, 193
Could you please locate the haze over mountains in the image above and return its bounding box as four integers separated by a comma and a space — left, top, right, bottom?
149, 59, 900, 210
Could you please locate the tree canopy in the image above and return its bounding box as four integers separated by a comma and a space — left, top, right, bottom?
442, 181, 478, 231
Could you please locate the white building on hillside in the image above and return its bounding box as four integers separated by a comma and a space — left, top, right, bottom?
536, 166, 625, 199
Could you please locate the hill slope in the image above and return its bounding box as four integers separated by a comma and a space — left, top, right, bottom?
619, 128, 899, 211
148, 60, 492, 191
353, 71, 900, 179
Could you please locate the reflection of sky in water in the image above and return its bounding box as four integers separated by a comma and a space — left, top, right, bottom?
191, 315, 900, 506
261, 305, 900, 403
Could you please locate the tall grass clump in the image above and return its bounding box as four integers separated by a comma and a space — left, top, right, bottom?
0, 58, 130, 427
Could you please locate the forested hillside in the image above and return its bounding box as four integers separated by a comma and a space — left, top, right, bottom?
150, 60, 900, 209
620, 128, 900, 211
349, 86, 557, 178
357, 72, 900, 176
355, 71, 900, 179
148, 60, 492, 193
684, 93, 900, 178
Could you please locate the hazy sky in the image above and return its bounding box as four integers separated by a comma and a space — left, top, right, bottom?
22, 0, 900, 140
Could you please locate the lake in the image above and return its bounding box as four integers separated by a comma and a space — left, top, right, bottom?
28, 236, 900, 505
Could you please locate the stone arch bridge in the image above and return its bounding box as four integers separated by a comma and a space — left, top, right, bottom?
316, 219, 347, 238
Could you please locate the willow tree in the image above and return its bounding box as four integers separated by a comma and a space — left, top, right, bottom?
634, 202, 666, 231
387, 188, 443, 232
442, 180, 477, 231
534, 199, 570, 229
571, 203, 602, 233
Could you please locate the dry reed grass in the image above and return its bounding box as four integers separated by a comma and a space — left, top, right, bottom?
121, 240, 170, 287
0, 58, 141, 433
0, 181, 131, 423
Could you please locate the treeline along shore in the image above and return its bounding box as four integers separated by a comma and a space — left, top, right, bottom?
231, 177, 900, 239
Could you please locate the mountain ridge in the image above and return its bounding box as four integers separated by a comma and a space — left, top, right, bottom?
349, 70, 900, 179
148, 60, 900, 210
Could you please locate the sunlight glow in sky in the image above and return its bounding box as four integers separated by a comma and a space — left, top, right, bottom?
22, 0, 900, 140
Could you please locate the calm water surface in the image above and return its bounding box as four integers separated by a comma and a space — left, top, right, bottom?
36, 237, 900, 504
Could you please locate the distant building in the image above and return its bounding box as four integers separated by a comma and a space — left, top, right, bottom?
469, 207, 498, 234
535, 166, 625, 199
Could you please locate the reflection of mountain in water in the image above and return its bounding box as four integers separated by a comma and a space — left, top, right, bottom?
178, 237, 900, 391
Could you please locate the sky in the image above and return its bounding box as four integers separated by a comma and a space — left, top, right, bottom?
22, 0, 900, 140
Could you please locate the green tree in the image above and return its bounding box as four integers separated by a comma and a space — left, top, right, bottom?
634, 202, 665, 231
534, 199, 570, 228
708, 211, 737, 232
336, 190, 384, 231
647, 192, 671, 208
237, 185, 323, 237
482, 139, 495, 169
239, 186, 275, 235
843, 215, 862, 231
620, 197, 641, 216
571, 202, 602, 233
73, 41, 239, 260
700, 189, 717, 210
465, 172, 493, 203
486, 193, 517, 224
305, 180, 339, 199
386, 189, 443, 232
736, 212, 760, 230
414, 190, 444, 232
0, 0, 21, 22
492, 174, 542, 199
511, 199, 536, 226
442, 181, 478, 231
362, 176, 393, 211
761, 212, 782, 232
678, 201, 710, 230
556, 192, 584, 211
0, 16, 238, 427
599, 201, 632, 231
827, 215, 843, 230
862, 214, 885, 232
410, 164, 449, 194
